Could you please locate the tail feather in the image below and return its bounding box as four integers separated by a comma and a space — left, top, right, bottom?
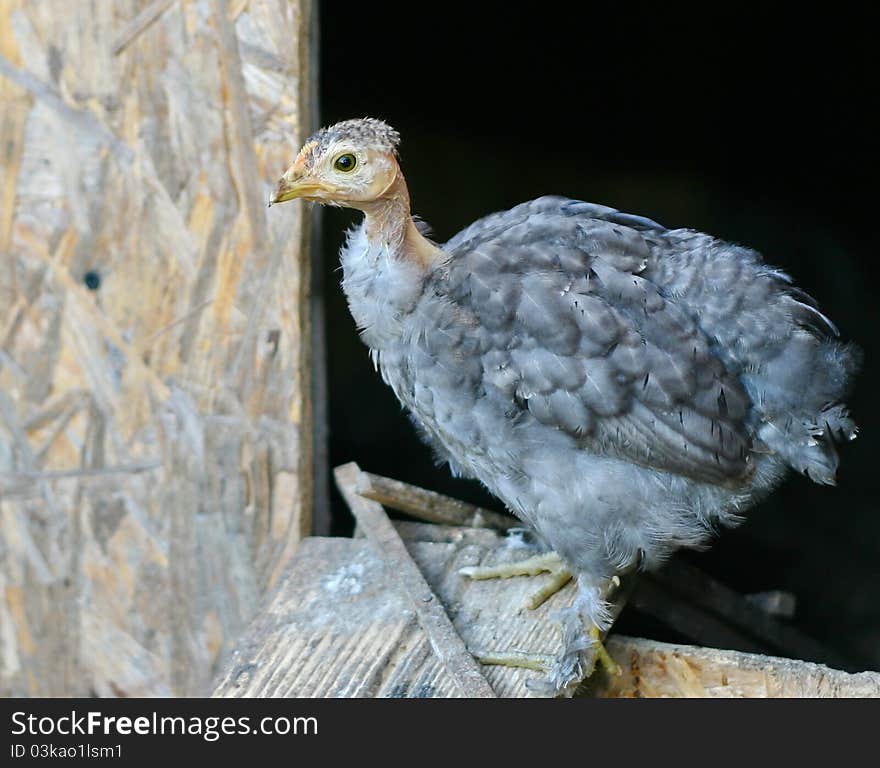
808, 403, 858, 444
756, 419, 838, 485
751, 336, 860, 486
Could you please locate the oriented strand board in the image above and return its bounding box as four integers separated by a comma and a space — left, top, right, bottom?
0, 0, 315, 696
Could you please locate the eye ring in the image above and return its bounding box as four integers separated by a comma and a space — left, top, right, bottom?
333, 153, 357, 172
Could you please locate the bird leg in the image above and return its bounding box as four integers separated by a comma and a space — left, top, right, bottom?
588, 625, 621, 676
460, 550, 623, 693
471, 626, 618, 674
459, 551, 572, 609
468, 605, 620, 696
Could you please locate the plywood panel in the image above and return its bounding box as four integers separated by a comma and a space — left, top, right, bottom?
0, 0, 315, 696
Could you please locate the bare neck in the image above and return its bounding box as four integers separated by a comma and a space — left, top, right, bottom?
358, 170, 443, 270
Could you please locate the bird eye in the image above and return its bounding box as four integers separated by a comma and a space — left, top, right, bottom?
333, 153, 357, 172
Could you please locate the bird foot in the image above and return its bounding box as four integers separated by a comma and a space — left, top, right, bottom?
470, 623, 619, 696
472, 626, 618, 675
589, 625, 621, 677
460, 550, 620, 694
459, 551, 573, 610
469, 649, 555, 673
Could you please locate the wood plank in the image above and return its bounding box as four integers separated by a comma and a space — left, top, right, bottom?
212, 537, 463, 697
214, 529, 880, 697
334, 463, 496, 698
591, 636, 880, 698
355, 470, 517, 531
213, 523, 586, 697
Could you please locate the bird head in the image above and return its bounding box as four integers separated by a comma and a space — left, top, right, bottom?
269, 118, 402, 209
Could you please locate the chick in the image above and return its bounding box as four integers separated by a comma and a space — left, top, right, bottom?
271, 118, 859, 693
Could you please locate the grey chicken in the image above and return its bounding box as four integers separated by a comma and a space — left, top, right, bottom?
270, 118, 859, 692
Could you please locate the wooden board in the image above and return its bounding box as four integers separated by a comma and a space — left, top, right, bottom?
214, 528, 880, 698
334, 463, 497, 697
0, 0, 316, 696
213, 528, 580, 698
594, 637, 880, 698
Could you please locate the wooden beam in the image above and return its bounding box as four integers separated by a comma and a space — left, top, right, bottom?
212, 526, 880, 698
335, 463, 496, 698
591, 636, 880, 698
212, 528, 579, 698
354, 470, 518, 531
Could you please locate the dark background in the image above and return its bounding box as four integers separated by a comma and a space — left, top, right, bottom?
316, 4, 878, 669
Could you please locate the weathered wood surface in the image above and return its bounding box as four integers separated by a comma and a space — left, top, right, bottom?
355, 468, 518, 532
335, 463, 496, 697
213, 526, 581, 698
592, 637, 880, 698
213, 530, 880, 698
0, 0, 316, 696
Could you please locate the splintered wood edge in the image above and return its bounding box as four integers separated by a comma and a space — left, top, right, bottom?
593, 636, 880, 698
355, 470, 518, 531
334, 462, 497, 698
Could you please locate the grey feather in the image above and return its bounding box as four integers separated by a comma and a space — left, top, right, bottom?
337, 194, 859, 629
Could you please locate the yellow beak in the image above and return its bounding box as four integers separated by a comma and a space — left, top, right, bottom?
269, 174, 326, 206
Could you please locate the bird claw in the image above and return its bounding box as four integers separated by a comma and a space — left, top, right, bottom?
460, 551, 619, 694
459, 551, 573, 610
471, 621, 619, 696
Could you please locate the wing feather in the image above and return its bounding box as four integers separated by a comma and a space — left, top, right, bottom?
440, 196, 754, 486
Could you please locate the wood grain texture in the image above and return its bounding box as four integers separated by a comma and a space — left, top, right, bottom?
213, 531, 880, 698
334, 463, 496, 697
0, 0, 315, 696
592, 636, 880, 698
213, 525, 583, 698
355, 469, 518, 532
